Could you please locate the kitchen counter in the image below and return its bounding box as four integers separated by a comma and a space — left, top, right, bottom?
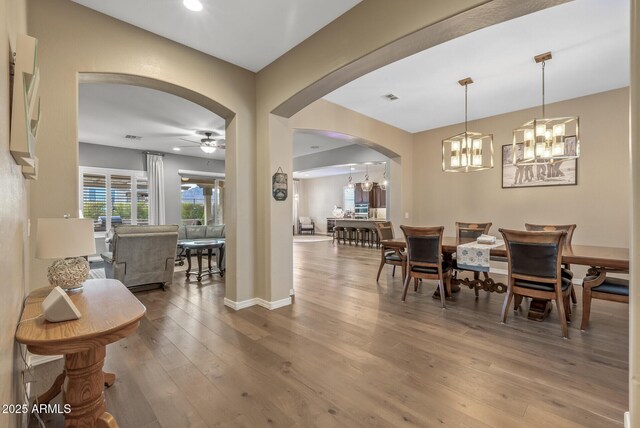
327, 218, 385, 222
333, 218, 385, 230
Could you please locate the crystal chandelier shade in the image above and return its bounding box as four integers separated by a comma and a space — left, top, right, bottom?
361, 165, 373, 192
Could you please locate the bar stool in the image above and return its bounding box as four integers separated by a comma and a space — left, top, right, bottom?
356, 228, 369, 247
344, 227, 356, 245
332, 226, 344, 244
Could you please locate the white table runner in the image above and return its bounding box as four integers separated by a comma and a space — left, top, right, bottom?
456, 240, 505, 272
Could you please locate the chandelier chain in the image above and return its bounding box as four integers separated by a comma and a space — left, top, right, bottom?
541, 60, 546, 117
464, 83, 468, 136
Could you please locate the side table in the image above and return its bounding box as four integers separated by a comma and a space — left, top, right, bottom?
15, 279, 146, 427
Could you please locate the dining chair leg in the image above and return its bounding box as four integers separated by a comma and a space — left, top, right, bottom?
570, 284, 578, 304
376, 258, 385, 282
514, 294, 523, 311
401, 272, 411, 302
392, 265, 396, 277
581, 289, 592, 330
438, 279, 446, 309
501, 289, 514, 323
413, 277, 418, 292
555, 288, 569, 338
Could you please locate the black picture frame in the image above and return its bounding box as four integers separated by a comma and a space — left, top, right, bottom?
501, 139, 578, 189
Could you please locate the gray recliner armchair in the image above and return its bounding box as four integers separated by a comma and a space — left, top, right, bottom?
101, 224, 179, 290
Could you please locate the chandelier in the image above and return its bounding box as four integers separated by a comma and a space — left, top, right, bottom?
362, 165, 373, 192
346, 167, 354, 189
379, 167, 388, 191
442, 78, 493, 172
513, 52, 580, 165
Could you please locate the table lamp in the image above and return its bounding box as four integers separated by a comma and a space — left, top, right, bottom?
36, 216, 96, 291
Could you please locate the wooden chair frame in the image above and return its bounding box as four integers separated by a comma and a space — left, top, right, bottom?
525, 223, 578, 304
500, 228, 571, 338
581, 269, 629, 330
455, 222, 493, 241
455, 222, 492, 297
374, 222, 405, 282
400, 225, 450, 309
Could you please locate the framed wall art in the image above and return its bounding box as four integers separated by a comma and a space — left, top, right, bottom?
502, 141, 577, 189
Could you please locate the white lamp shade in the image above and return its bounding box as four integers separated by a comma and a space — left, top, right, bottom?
36, 218, 96, 259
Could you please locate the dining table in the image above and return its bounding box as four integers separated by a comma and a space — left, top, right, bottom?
381, 236, 629, 320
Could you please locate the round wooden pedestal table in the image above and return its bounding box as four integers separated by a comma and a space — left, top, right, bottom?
16, 279, 146, 427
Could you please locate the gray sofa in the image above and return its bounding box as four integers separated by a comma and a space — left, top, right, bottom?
101, 225, 179, 290
176, 224, 226, 268
178, 224, 225, 242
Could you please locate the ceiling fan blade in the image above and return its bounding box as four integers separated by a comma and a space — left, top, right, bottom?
179, 138, 201, 144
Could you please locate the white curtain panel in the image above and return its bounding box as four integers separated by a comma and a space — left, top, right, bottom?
146, 154, 166, 225
293, 179, 300, 234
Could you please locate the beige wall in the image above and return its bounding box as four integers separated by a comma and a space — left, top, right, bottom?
0, 0, 28, 426
26, 0, 256, 303
298, 174, 349, 235
630, 0, 639, 424
413, 88, 630, 249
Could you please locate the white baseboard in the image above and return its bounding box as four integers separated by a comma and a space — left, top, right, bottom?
624, 411, 630, 428
224, 296, 292, 311
256, 297, 292, 310
223, 297, 257, 310
290, 288, 295, 296
26, 352, 62, 367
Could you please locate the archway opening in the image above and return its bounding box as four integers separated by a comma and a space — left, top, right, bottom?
77, 72, 239, 299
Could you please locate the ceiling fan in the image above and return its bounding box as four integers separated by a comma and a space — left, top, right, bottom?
176, 130, 226, 154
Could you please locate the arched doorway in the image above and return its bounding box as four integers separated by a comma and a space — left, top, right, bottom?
75, 72, 242, 302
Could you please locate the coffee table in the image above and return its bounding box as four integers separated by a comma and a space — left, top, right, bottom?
181, 239, 225, 281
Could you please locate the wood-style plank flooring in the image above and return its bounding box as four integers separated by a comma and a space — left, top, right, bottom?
31, 241, 628, 427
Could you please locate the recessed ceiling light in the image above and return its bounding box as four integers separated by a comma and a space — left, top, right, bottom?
173, 147, 181, 151
183, 0, 203, 12
304, 174, 309, 177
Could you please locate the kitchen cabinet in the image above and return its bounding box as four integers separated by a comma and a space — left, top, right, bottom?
354, 183, 369, 205
369, 184, 386, 208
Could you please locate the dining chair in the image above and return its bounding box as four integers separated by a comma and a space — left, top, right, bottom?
499, 228, 571, 338
453, 222, 492, 297
581, 270, 629, 330
374, 222, 405, 282
400, 225, 451, 308
525, 223, 577, 304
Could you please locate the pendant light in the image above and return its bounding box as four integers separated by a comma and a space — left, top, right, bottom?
379, 167, 388, 191
362, 165, 373, 192
442, 77, 494, 172
346, 167, 354, 189
513, 52, 580, 165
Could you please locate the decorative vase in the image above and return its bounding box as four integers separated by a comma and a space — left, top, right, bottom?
47, 257, 90, 291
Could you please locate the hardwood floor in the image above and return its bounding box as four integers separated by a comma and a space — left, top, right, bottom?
30, 241, 628, 427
